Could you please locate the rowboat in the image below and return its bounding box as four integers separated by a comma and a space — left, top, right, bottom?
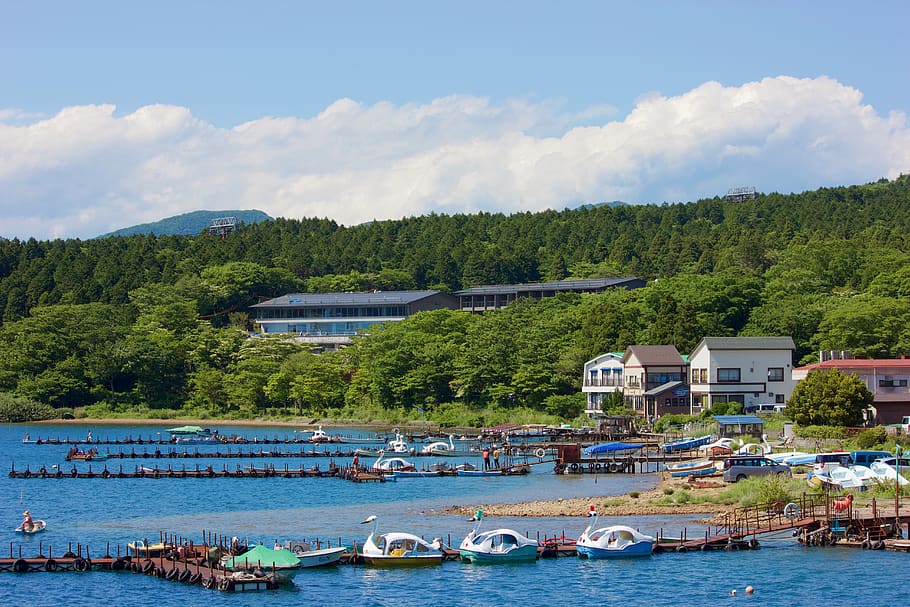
665, 459, 717, 478
284, 542, 346, 567
223, 544, 301, 582
662, 435, 713, 453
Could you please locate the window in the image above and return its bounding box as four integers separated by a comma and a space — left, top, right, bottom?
701, 369, 708, 383
768, 367, 784, 382
717, 368, 741, 383
775, 394, 786, 404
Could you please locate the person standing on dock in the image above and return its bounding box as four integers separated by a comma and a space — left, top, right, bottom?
352, 454, 360, 471
482, 447, 490, 470
492, 446, 501, 469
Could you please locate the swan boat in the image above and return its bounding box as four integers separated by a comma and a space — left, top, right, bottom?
576, 507, 653, 558
359, 515, 445, 566
458, 509, 539, 563
421, 435, 477, 457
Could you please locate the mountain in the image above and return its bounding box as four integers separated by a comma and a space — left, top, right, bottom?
100, 210, 272, 237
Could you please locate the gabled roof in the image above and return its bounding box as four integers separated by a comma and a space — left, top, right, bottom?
622, 345, 685, 366
695, 336, 796, 352
252, 290, 446, 308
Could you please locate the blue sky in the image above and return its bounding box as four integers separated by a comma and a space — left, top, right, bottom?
2, 1, 909, 239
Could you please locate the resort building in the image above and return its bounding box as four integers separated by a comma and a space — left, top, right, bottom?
455, 277, 645, 312
251, 290, 458, 348
792, 356, 910, 425
688, 337, 797, 415
581, 352, 624, 421
621, 345, 689, 421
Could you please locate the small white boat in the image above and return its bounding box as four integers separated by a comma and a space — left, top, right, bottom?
459, 509, 538, 563
767, 451, 809, 464
15, 520, 46, 534
576, 507, 653, 558
666, 459, 716, 478
307, 426, 339, 443
386, 431, 411, 454
828, 466, 866, 490
283, 541, 346, 567
870, 461, 910, 486
359, 515, 445, 566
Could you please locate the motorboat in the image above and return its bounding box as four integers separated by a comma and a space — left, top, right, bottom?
767, 451, 810, 464
283, 541, 346, 567
359, 515, 445, 566
15, 519, 46, 534
458, 509, 538, 563
662, 435, 713, 453
827, 466, 866, 490
697, 437, 737, 455
665, 459, 717, 478
869, 461, 910, 486
308, 426, 339, 443
65, 447, 108, 461
576, 507, 653, 558
128, 540, 170, 557
223, 544, 301, 582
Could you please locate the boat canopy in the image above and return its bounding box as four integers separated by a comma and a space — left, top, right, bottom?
166, 425, 208, 435
584, 442, 643, 456
224, 544, 301, 569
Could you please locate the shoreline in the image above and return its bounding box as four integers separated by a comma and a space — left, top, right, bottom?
444, 475, 736, 521
32, 417, 433, 430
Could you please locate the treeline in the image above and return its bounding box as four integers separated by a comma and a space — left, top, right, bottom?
1, 176, 909, 423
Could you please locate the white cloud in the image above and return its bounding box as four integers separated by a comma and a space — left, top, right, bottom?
1, 76, 908, 239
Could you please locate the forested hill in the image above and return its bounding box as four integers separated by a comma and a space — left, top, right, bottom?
1, 176, 910, 421
1, 177, 908, 323
100, 209, 272, 237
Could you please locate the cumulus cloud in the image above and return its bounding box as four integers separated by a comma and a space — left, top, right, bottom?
1, 76, 908, 240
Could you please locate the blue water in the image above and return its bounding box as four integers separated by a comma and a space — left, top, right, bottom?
2, 423, 908, 607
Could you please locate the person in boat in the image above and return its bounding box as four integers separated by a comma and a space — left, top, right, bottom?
22, 510, 34, 532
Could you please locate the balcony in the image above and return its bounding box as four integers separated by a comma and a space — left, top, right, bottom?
583, 378, 624, 388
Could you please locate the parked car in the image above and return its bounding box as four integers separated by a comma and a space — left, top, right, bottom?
722, 456, 791, 482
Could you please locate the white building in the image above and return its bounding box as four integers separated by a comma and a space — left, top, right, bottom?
581, 352, 624, 420
688, 337, 796, 414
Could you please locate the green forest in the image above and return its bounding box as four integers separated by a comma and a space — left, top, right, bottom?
2, 176, 910, 426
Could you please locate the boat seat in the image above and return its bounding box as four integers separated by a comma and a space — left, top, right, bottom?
390, 549, 407, 557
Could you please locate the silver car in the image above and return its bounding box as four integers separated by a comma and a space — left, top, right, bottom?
722, 456, 791, 482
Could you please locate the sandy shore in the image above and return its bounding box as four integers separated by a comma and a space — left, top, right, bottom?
444, 475, 736, 521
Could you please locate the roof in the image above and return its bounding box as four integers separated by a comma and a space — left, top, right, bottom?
252, 290, 445, 308
644, 380, 684, 396
696, 337, 796, 352
622, 345, 685, 366
796, 358, 910, 372
455, 277, 642, 296
713, 415, 764, 425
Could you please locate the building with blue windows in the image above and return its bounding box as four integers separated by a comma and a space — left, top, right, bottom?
251, 290, 458, 348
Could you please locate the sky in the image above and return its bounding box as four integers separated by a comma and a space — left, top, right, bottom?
2, 1, 909, 240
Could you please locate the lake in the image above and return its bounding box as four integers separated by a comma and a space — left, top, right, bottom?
2, 422, 908, 607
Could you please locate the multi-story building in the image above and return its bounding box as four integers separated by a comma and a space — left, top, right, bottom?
251, 290, 458, 349
455, 277, 645, 312
621, 345, 689, 421
688, 337, 796, 414
581, 352, 624, 421
792, 356, 910, 425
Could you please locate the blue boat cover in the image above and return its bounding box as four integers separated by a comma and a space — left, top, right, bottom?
584, 442, 643, 456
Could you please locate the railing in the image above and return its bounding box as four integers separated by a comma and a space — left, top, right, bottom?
582, 379, 624, 388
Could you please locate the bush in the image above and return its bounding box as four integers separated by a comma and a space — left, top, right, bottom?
854, 426, 888, 449
0, 393, 58, 422
628, 491, 640, 499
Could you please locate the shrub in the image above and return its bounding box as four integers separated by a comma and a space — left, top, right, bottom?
0, 393, 58, 423
855, 426, 888, 449
628, 491, 640, 499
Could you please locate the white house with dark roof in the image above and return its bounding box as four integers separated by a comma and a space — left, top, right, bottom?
581, 352, 624, 420
688, 337, 796, 414
251, 290, 458, 347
